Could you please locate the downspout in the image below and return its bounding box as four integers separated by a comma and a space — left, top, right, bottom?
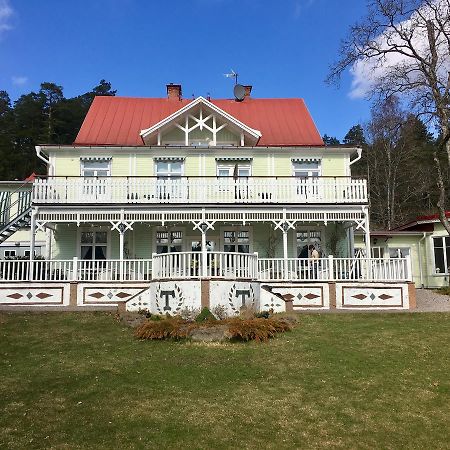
349, 147, 362, 167
418, 232, 428, 289
35, 146, 52, 174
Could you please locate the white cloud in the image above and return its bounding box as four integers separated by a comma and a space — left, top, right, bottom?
11, 75, 27, 86
349, 0, 450, 99
0, 0, 13, 34
294, 0, 315, 18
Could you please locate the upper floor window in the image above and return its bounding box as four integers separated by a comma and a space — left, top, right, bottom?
216, 159, 252, 177
433, 236, 450, 274
292, 160, 321, 178
81, 159, 111, 177
155, 160, 184, 179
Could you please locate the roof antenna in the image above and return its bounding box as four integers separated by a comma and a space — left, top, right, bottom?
224, 69, 246, 102
224, 69, 238, 85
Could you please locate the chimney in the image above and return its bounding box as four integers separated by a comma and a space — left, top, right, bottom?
166, 83, 182, 100
243, 85, 252, 98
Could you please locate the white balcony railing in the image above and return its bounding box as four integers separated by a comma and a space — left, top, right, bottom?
32, 176, 368, 205
0, 255, 411, 283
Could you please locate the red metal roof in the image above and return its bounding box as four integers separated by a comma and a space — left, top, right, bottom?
74, 96, 324, 147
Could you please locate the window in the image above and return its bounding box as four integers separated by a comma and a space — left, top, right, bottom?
80, 231, 107, 260
223, 230, 250, 253
4, 250, 16, 258
292, 160, 321, 178
155, 160, 183, 179
433, 236, 450, 274
81, 160, 111, 177
296, 230, 322, 257
156, 230, 183, 254
388, 247, 410, 259
217, 163, 251, 177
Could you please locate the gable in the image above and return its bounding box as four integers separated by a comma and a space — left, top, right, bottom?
139, 96, 261, 146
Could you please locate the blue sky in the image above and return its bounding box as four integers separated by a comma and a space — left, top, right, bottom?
0, 0, 371, 140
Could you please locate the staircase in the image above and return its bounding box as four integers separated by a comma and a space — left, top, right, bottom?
0, 188, 32, 244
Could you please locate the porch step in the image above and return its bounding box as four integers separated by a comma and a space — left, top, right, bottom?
0, 208, 32, 243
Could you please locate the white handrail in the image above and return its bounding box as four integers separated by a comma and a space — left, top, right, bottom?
0, 255, 409, 282
32, 177, 368, 205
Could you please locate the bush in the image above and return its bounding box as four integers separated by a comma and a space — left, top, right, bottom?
227, 318, 292, 342
255, 311, 270, 319
212, 304, 228, 320
178, 306, 201, 322
195, 307, 217, 323
134, 319, 193, 340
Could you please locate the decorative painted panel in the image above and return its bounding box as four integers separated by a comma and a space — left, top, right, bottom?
260, 283, 329, 311
126, 281, 201, 314
337, 283, 409, 309
80, 285, 147, 306
209, 281, 260, 316
0, 285, 67, 305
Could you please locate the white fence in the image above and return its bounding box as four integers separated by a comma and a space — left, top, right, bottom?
152, 252, 259, 280
33, 176, 368, 205
0, 255, 411, 283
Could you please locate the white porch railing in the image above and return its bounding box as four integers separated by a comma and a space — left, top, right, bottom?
258, 257, 411, 282
152, 252, 259, 280
0, 255, 411, 283
32, 176, 368, 205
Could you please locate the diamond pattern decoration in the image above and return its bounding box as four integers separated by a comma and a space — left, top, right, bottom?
282, 293, 295, 301
26, 292, 33, 299
352, 294, 367, 300
305, 293, 320, 300
116, 292, 132, 299
107, 291, 114, 299
379, 294, 394, 300
7, 293, 23, 300
370, 293, 376, 301
36, 292, 53, 299
297, 293, 303, 300
89, 292, 105, 299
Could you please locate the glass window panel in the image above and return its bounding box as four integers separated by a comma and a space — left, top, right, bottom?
171, 162, 182, 173
95, 232, 107, 244
156, 231, 168, 243
156, 161, 169, 173
238, 168, 250, 177
218, 169, 230, 177
95, 246, 107, 260
192, 241, 201, 252
238, 231, 249, 242
81, 246, 93, 260
293, 161, 319, 170
237, 244, 250, 253
434, 247, 445, 273
156, 245, 168, 254
83, 170, 95, 177
224, 231, 236, 243
224, 244, 235, 253
81, 232, 94, 244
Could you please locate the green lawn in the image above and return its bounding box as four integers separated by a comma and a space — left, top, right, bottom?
1, 312, 449, 450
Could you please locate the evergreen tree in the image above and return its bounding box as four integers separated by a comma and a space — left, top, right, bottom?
322, 134, 340, 146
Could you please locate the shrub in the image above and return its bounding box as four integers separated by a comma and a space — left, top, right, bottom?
212, 304, 228, 320
227, 318, 292, 342
255, 311, 270, 319
134, 319, 193, 340
178, 306, 201, 322
195, 307, 217, 323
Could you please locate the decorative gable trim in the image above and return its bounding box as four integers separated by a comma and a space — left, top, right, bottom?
139, 96, 261, 146
80, 156, 112, 162
291, 158, 321, 163
215, 157, 253, 161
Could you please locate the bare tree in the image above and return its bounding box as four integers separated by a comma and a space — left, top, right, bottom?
327, 0, 450, 233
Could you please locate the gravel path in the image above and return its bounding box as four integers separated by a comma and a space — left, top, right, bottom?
415, 289, 450, 312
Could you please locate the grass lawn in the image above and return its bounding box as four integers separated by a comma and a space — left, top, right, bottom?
1, 312, 449, 449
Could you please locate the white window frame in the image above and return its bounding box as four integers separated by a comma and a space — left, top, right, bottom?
77, 227, 110, 260
154, 160, 184, 178
432, 236, 450, 275
294, 227, 325, 257
220, 226, 253, 253
292, 160, 322, 178
80, 159, 111, 177
4, 250, 16, 258
216, 163, 252, 177
154, 228, 185, 254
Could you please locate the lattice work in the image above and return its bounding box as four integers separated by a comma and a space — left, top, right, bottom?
36, 208, 365, 225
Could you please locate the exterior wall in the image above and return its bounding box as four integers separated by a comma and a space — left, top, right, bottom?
48, 147, 353, 178
53, 224, 78, 260
1, 229, 46, 258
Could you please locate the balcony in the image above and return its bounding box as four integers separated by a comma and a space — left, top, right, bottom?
32, 176, 368, 206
